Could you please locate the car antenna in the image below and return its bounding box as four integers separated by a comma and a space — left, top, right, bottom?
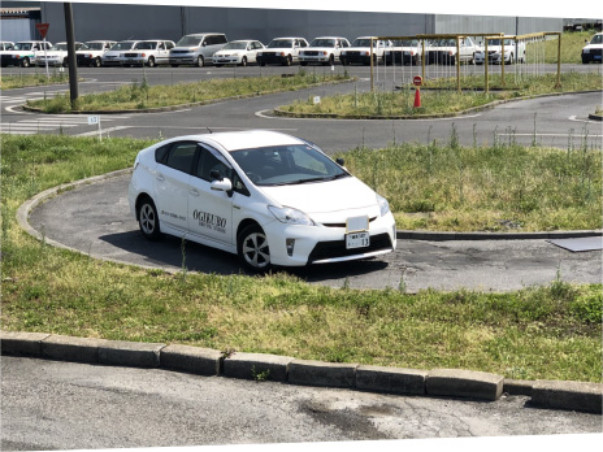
206, 127, 213, 134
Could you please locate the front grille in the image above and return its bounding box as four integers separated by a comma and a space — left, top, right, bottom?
304, 51, 319, 56
308, 233, 393, 263
123, 53, 138, 58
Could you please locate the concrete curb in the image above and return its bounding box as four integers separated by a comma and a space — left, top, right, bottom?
2, 331, 601, 414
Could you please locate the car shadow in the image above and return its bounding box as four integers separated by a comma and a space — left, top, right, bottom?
99, 231, 389, 281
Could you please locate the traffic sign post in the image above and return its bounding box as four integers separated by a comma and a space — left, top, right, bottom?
36, 23, 50, 79
413, 76, 422, 108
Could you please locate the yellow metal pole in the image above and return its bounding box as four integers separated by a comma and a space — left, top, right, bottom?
485, 39, 489, 94
370, 37, 374, 92
456, 37, 461, 93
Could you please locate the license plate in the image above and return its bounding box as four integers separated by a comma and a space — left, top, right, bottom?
595, 55, 602, 60
346, 232, 370, 249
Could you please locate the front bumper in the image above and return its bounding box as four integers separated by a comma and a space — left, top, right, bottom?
213, 56, 243, 65
264, 213, 397, 267
257, 53, 291, 65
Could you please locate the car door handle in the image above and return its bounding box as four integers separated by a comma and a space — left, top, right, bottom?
156, 174, 165, 182
190, 188, 200, 197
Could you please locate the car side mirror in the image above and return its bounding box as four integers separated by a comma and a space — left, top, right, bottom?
211, 178, 233, 196
336, 158, 345, 166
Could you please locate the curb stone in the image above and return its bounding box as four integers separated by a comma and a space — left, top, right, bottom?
1, 331, 602, 413
223, 351, 294, 382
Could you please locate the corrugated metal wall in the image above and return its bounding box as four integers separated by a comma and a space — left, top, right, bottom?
37, 3, 563, 44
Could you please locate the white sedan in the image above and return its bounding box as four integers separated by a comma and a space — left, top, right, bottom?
128, 130, 396, 272
212, 40, 265, 66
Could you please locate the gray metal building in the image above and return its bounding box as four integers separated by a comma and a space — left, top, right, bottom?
3, 2, 565, 44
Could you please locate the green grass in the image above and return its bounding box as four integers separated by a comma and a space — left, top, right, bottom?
279, 73, 602, 118
0, 71, 71, 90
25, 71, 351, 113
337, 139, 602, 232
1, 134, 601, 383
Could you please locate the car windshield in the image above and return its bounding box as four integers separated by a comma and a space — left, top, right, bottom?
310, 38, 337, 47
231, 144, 349, 186
176, 36, 202, 47
436, 39, 456, 47
392, 39, 418, 47
590, 34, 603, 45
14, 43, 34, 50
111, 42, 135, 50
222, 42, 248, 50
268, 39, 294, 48
84, 42, 105, 50
351, 38, 374, 47
135, 41, 158, 50
489, 39, 514, 46
52, 43, 68, 51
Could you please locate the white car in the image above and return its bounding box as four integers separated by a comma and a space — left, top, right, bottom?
128, 130, 396, 272
77, 40, 116, 67
35, 41, 84, 67
101, 40, 139, 66
256, 37, 309, 66
340, 36, 392, 65
299, 36, 351, 66
120, 40, 176, 67
474, 36, 526, 65
0, 40, 52, 67
212, 40, 265, 66
384, 39, 421, 65
427, 37, 481, 65
581, 32, 603, 64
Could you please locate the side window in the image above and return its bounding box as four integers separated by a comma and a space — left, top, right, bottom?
195, 147, 230, 182
164, 142, 198, 174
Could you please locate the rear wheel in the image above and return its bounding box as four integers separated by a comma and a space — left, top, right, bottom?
137, 197, 161, 240
238, 224, 271, 272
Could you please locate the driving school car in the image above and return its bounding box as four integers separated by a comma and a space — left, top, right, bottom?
128, 130, 396, 271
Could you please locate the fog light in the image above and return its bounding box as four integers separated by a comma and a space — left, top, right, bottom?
286, 238, 295, 256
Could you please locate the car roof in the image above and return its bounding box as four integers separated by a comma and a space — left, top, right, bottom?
165, 130, 305, 152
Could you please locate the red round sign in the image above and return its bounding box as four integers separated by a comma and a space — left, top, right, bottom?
413, 76, 422, 87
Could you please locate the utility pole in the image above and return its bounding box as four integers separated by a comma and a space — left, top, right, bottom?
64, 2, 78, 109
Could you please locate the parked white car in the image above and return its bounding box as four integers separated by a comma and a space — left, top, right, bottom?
427, 37, 481, 65
120, 40, 176, 67
384, 39, 421, 65
212, 39, 264, 66
340, 36, 392, 65
35, 41, 84, 67
128, 130, 396, 272
0, 40, 52, 67
299, 36, 351, 66
101, 40, 139, 66
77, 40, 116, 67
0, 41, 14, 51
474, 36, 526, 65
169, 32, 228, 67
581, 32, 603, 64
256, 37, 309, 66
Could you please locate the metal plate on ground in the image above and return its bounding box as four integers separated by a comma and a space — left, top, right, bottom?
547, 237, 603, 252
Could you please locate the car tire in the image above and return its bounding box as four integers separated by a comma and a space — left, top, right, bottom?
238, 224, 271, 272
196, 56, 204, 67
137, 197, 161, 240
241, 56, 247, 67
20, 57, 30, 68
147, 56, 155, 67
93, 57, 101, 67
283, 55, 292, 66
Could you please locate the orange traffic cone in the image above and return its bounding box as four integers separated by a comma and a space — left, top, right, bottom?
414, 88, 421, 108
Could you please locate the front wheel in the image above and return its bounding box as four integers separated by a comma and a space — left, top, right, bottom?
147, 56, 155, 67
137, 198, 161, 240
240, 56, 247, 67
196, 55, 204, 67
238, 224, 271, 272
20, 57, 30, 68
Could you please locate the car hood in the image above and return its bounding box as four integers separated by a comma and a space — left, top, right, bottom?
303, 47, 336, 52
214, 49, 246, 55
260, 176, 380, 222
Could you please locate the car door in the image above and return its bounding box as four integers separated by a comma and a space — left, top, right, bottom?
187, 145, 235, 246
154, 141, 198, 232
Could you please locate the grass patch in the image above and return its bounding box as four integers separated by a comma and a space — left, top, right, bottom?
1, 134, 601, 383
280, 73, 602, 118
337, 138, 602, 232
0, 71, 71, 90
25, 70, 351, 113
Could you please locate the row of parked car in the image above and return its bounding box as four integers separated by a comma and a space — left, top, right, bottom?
1, 31, 542, 69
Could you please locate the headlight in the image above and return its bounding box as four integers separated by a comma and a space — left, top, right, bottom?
268, 205, 315, 226
376, 194, 390, 217
583, 48, 590, 54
